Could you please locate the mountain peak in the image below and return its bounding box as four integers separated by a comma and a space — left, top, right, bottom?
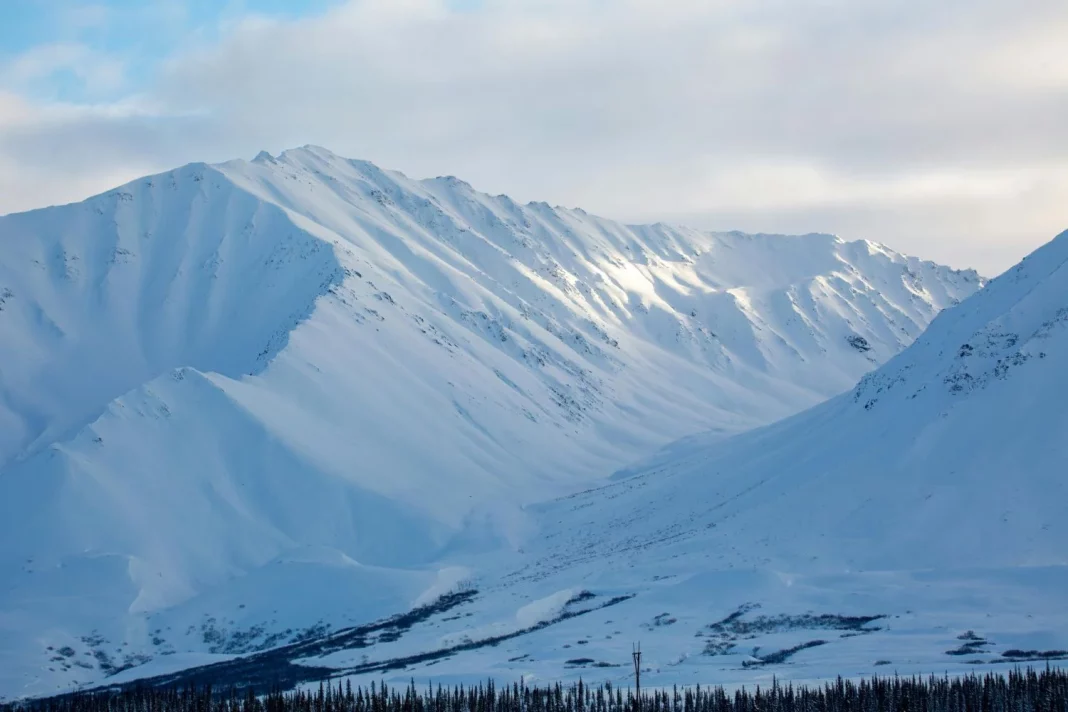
287, 143, 339, 158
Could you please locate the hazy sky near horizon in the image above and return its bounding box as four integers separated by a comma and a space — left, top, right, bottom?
1, 0, 1065, 276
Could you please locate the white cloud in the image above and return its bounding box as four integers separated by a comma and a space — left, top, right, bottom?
0, 0, 1065, 275
0, 91, 206, 213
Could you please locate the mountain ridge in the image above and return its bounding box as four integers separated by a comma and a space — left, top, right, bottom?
0, 146, 984, 698
0, 146, 984, 472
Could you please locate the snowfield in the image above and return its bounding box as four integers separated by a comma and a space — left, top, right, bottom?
0, 146, 1013, 699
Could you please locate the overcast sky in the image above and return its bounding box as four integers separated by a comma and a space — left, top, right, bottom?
1, 0, 1065, 276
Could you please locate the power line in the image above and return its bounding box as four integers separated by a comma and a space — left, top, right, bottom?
632, 642, 642, 711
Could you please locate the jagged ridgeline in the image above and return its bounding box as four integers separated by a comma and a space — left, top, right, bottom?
8, 668, 1068, 712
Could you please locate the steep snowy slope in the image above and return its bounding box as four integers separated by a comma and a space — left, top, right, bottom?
0, 147, 980, 472
0, 147, 981, 698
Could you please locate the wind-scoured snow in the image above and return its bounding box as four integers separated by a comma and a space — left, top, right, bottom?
0, 146, 983, 699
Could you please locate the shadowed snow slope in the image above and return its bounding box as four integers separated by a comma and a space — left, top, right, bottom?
0, 146, 982, 698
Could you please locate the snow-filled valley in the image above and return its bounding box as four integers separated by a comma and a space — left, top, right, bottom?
5, 145, 1050, 700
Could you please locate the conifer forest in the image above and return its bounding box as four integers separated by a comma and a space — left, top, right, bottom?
7, 668, 1068, 712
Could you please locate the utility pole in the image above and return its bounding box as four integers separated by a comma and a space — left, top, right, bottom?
632, 642, 642, 711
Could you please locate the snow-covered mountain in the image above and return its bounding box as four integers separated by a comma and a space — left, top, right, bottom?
282, 228, 1063, 692
0, 146, 982, 698
108, 228, 1066, 699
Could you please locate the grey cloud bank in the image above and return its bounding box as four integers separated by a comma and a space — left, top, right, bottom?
1, 0, 1065, 276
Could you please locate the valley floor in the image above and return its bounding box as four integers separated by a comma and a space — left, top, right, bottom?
29, 561, 1067, 699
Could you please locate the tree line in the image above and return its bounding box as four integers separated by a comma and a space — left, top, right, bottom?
6, 666, 1067, 712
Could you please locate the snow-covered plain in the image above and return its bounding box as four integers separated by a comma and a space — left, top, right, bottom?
0, 147, 992, 699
